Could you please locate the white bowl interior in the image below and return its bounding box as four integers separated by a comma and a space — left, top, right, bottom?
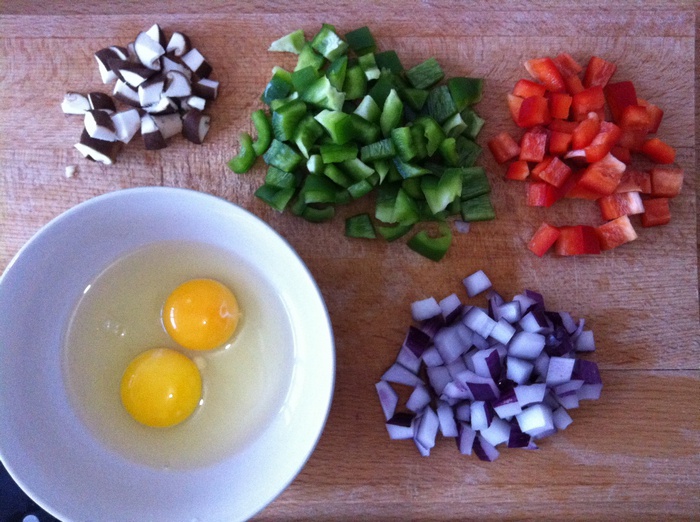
0, 187, 334, 522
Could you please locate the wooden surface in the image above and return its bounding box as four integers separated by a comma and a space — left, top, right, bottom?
1, 1, 698, 520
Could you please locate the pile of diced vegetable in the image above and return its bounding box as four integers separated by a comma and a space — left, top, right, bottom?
229, 24, 494, 261
487, 54, 684, 256
377, 270, 601, 460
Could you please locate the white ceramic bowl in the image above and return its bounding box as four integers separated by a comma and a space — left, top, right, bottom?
0, 187, 335, 521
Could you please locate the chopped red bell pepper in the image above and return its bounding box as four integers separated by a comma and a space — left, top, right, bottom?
640, 198, 671, 227
566, 177, 606, 200
530, 156, 553, 181
576, 152, 627, 196
488, 131, 521, 164
548, 119, 578, 133
519, 126, 548, 163
617, 127, 647, 151
597, 191, 645, 220
506, 160, 530, 181
553, 53, 583, 77
507, 94, 524, 125
640, 138, 676, 164
563, 73, 584, 96
583, 56, 617, 88
526, 181, 557, 207
650, 167, 684, 197
513, 79, 547, 98
539, 156, 572, 188
572, 86, 606, 120
549, 130, 573, 156
549, 92, 572, 120
524, 57, 566, 93
518, 95, 551, 127
603, 81, 637, 123
611, 145, 631, 164
555, 225, 601, 255
528, 223, 561, 257
620, 105, 652, 132
571, 112, 601, 150
584, 121, 622, 163
637, 98, 664, 133
615, 169, 651, 194
595, 215, 638, 250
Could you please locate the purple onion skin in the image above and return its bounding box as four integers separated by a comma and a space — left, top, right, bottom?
525, 289, 545, 310
404, 326, 431, 357
573, 359, 602, 385
507, 422, 532, 449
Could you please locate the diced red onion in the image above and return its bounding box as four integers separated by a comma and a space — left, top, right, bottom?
418, 314, 445, 339
506, 356, 534, 385
574, 330, 596, 352
457, 422, 476, 455
441, 380, 474, 401
421, 346, 444, 367
554, 379, 584, 396
439, 293, 462, 323
411, 297, 441, 321
375, 381, 398, 421
490, 318, 516, 345
470, 331, 490, 350
513, 383, 546, 407
572, 359, 602, 384
406, 384, 432, 412
414, 438, 431, 457
556, 392, 580, 409
463, 270, 492, 297
519, 309, 552, 334
434, 324, 468, 364
471, 348, 501, 381
507, 421, 534, 449
396, 345, 422, 374
426, 365, 451, 395
437, 401, 459, 437
455, 322, 473, 346
414, 407, 439, 450
492, 388, 522, 419
454, 400, 471, 422
532, 351, 550, 378
446, 357, 468, 380
508, 331, 546, 360
470, 400, 494, 431
559, 311, 578, 334
463, 306, 497, 339
552, 407, 573, 430
473, 435, 499, 462
454, 220, 471, 234
512, 293, 538, 315
456, 370, 500, 401
524, 289, 545, 309
545, 356, 576, 386
516, 403, 554, 436
480, 417, 511, 447
381, 363, 424, 387
577, 383, 603, 400
494, 301, 522, 323
403, 325, 431, 357
385, 412, 416, 440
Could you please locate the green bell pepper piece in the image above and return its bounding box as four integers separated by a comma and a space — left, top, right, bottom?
448, 77, 484, 110
254, 184, 295, 212
460, 194, 495, 222
311, 24, 348, 61
343, 65, 367, 100
375, 50, 404, 74
345, 213, 376, 239
380, 89, 403, 137
272, 99, 307, 142
263, 139, 303, 172
251, 109, 272, 156
227, 132, 256, 173
407, 223, 452, 261
426, 85, 458, 124
320, 143, 359, 163
268, 29, 305, 54
344, 26, 376, 56
406, 57, 444, 89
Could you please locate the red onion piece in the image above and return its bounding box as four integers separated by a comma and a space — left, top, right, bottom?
406, 384, 431, 412
473, 435, 499, 461
375, 381, 399, 421
463, 270, 492, 297
411, 297, 441, 321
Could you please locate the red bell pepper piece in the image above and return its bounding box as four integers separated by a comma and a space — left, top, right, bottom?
519, 127, 548, 163
615, 169, 651, 194
549, 92, 572, 120
524, 57, 566, 93
637, 98, 663, 133
507, 94, 524, 126
583, 56, 617, 88
640, 198, 671, 227
528, 223, 561, 257
572, 86, 606, 120
563, 74, 584, 96
571, 112, 601, 150
640, 138, 676, 164
488, 131, 521, 164
597, 192, 645, 220
603, 81, 637, 123
530, 157, 553, 181
595, 215, 638, 250
539, 156, 572, 188
576, 152, 627, 196
553, 53, 583, 77
555, 225, 601, 255
513, 79, 548, 98
548, 119, 578, 133
617, 127, 647, 151
549, 130, 572, 156
611, 145, 631, 164
620, 105, 652, 132
584, 121, 622, 163
506, 160, 530, 181
650, 167, 684, 197
518, 95, 551, 127
526, 181, 557, 207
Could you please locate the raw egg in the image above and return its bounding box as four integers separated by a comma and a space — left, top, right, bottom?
120, 348, 202, 428
163, 278, 240, 351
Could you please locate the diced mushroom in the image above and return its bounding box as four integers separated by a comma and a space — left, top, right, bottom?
166, 32, 191, 57
74, 128, 122, 164
87, 92, 116, 113
185, 95, 206, 111
192, 78, 218, 100
61, 92, 91, 115
111, 109, 142, 143
143, 96, 178, 114
94, 46, 128, 84
112, 79, 141, 107
108, 59, 155, 88
181, 48, 212, 78
145, 24, 167, 48
161, 55, 193, 80
138, 74, 165, 107
133, 31, 165, 71
163, 71, 192, 98
65, 165, 77, 178
152, 113, 183, 140
126, 42, 139, 63
141, 114, 168, 150
182, 109, 210, 144
85, 110, 117, 141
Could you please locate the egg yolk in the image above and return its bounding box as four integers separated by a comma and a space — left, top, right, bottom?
163, 278, 240, 351
120, 348, 202, 428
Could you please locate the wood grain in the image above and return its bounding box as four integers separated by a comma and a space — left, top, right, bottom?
0, 1, 698, 520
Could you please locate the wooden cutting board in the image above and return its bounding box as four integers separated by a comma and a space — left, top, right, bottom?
1, 1, 698, 519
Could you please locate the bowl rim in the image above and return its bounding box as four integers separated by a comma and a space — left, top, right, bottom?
0, 186, 336, 521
